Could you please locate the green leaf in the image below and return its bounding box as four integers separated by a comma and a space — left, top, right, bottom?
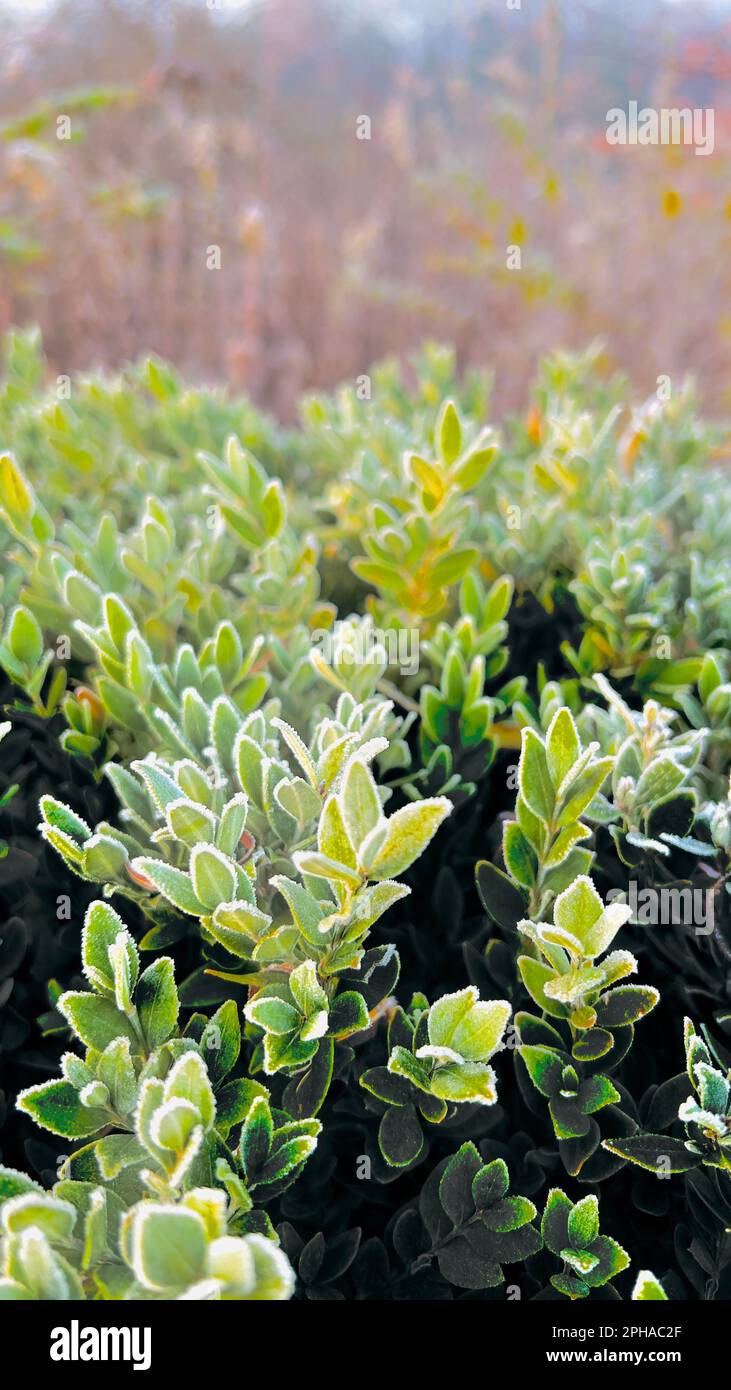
290, 960, 328, 1019
292, 850, 361, 887
131, 1205, 207, 1291
518, 956, 567, 1019
246, 996, 300, 1036
439, 1142, 481, 1225
0, 1167, 43, 1201
209, 1230, 294, 1299
364, 797, 451, 879
200, 1000, 241, 1085
582, 1234, 629, 1288
270, 876, 326, 942
602, 1134, 701, 1174
409, 454, 444, 501
262, 1033, 317, 1076
379, 1105, 423, 1167
351, 558, 403, 594
17, 1080, 109, 1138
387, 1046, 433, 1094
427, 987, 510, 1062
209, 899, 271, 957
281, 1037, 334, 1119
276, 776, 321, 825
482, 1195, 536, 1232
106, 762, 155, 823
190, 845, 237, 912
340, 759, 383, 849
240, 1095, 273, 1176
2, 1193, 76, 1240
519, 1044, 563, 1098
503, 821, 537, 886
261, 480, 285, 539
215, 1079, 266, 1137
551, 1271, 589, 1299
436, 399, 462, 465
214, 620, 243, 683
58, 992, 140, 1052
215, 795, 249, 857
271, 717, 317, 787
7, 605, 43, 669
167, 798, 216, 847
0, 1279, 34, 1300
699, 653, 723, 704
453, 442, 497, 490
104, 592, 134, 649
98, 677, 148, 732
0, 453, 54, 541
82, 834, 129, 881
163, 1051, 215, 1129
552, 875, 629, 959
580, 1073, 622, 1117
571, 1028, 613, 1061
545, 709, 580, 789
567, 1195, 599, 1248
634, 756, 686, 809
318, 793, 358, 868
39, 795, 91, 843
594, 985, 659, 1028
541, 846, 593, 896
136, 956, 179, 1048
472, 1158, 509, 1210
549, 1097, 593, 1141
429, 1062, 498, 1106
152, 1097, 199, 1153
328, 990, 370, 1037
131, 758, 182, 813
131, 858, 204, 916
6, 1228, 80, 1299
541, 1187, 573, 1255
436, 1236, 502, 1290
632, 1270, 668, 1300
557, 759, 613, 826
519, 728, 554, 823
256, 1132, 319, 1186
544, 820, 590, 869
95, 1133, 147, 1180
82, 901, 138, 996
695, 1062, 729, 1114
562, 1247, 599, 1276
475, 859, 529, 930
97, 1037, 138, 1115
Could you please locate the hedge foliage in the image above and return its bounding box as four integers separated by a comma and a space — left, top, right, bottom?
0, 330, 729, 1300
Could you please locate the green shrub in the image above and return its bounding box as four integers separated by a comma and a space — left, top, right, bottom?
1, 332, 730, 1300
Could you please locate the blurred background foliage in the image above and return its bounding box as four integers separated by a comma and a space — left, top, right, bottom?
0, 0, 730, 419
